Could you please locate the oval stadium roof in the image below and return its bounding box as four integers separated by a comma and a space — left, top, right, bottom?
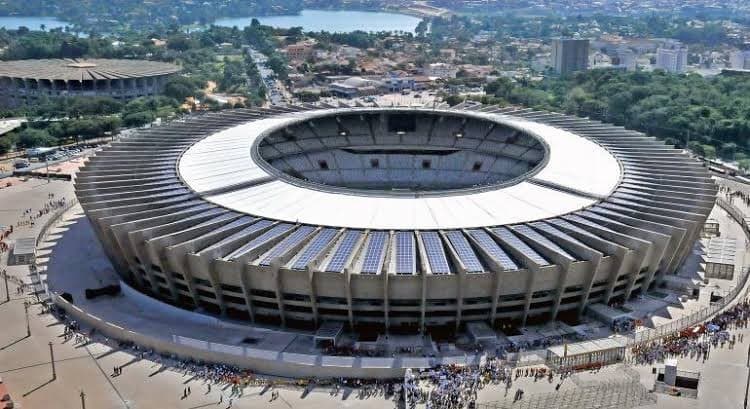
0, 58, 181, 81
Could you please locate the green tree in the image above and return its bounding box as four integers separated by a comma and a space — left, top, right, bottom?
16, 128, 56, 148
703, 145, 717, 159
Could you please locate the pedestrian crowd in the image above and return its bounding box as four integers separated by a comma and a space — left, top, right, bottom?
403, 358, 558, 409
631, 298, 750, 364
15, 194, 67, 228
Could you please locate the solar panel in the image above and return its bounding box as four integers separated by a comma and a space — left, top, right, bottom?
531, 222, 588, 247
260, 225, 316, 266
467, 229, 518, 270
445, 231, 483, 273
577, 211, 626, 230
492, 227, 549, 266
549, 218, 593, 236
228, 223, 294, 260
395, 231, 416, 275
325, 230, 362, 273
563, 215, 615, 233
361, 231, 388, 274
421, 231, 451, 274
290, 228, 338, 270
513, 224, 576, 261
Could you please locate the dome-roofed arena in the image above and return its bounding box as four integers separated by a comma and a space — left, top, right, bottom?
74, 103, 716, 338
0, 58, 181, 107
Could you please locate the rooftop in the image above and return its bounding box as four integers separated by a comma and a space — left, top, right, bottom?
0, 58, 181, 81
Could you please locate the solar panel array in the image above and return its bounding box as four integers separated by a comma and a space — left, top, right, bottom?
513, 225, 576, 261
563, 215, 615, 232
259, 225, 316, 266
549, 218, 596, 238
290, 228, 338, 270
76, 105, 718, 329
445, 231, 484, 273
395, 231, 416, 275
361, 231, 388, 274
325, 230, 362, 272
467, 229, 518, 270
492, 227, 549, 266
421, 231, 450, 274
228, 223, 294, 260
531, 221, 588, 249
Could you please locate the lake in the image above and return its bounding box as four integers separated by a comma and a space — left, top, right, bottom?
0, 16, 69, 30
215, 9, 421, 33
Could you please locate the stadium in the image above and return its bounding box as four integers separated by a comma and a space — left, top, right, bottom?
0, 58, 181, 107
74, 104, 716, 340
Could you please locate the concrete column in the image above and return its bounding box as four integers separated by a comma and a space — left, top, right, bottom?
271, 265, 286, 328
464, 229, 506, 326
415, 232, 429, 334
664, 359, 678, 386
239, 266, 256, 322
205, 261, 228, 316
343, 267, 354, 329
164, 248, 201, 308
307, 268, 320, 326
384, 231, 393, 332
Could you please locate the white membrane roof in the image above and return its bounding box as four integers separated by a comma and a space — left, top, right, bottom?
178, 108, 621, 230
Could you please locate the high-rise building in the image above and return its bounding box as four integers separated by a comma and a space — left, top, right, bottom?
656, 45, 688, 74
615, 47, 637, 71
551, 38, 590, 75
730, 51, 750, 70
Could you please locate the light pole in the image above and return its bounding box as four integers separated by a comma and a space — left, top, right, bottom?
49, 341, 56, 380
3, 271, 8, 303
80, 390, 86, 409
24, 301, 30, 337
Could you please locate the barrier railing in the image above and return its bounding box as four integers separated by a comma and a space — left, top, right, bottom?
477, 377, 655, 409
627, 197, 750, 346
30, 198, 78, 296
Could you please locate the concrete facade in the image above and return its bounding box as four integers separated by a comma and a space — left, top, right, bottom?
0, 58, 181, 108
74, 105, 716, 337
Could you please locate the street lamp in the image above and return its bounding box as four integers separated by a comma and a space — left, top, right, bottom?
24, 301, 30, 337
3, 271, 8, 303
49, 341, 56, 380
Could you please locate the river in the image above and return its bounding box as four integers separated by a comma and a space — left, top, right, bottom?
215, 9, 421, 33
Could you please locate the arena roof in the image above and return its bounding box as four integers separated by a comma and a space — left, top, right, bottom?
178, 108, 621, 230
0, 58, 181, 81
75, 103, 716, 278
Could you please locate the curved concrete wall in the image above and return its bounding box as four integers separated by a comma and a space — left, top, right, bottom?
74, 106, 717, 335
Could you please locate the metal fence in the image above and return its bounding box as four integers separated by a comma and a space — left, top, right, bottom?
628, 197, 750, 346
476, 378, 656, 409
30, 198, 79, 295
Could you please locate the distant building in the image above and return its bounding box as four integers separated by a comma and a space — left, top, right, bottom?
439, 49, 456, 61
329, 77, 382, 98
730, 50, 750, 70
0, 58, 181, 108
656, 45, 688, 74
615, 47, 637, 71
425, 63, 458, 79
285, 42, 315, 62
551, 38, 590, 75
382, 75, 416, 93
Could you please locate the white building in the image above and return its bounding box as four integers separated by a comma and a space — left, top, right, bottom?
617, 48, 637, 71
656, 46, 688, 74
425, 63, 458, 79
730, 51, 750, 70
